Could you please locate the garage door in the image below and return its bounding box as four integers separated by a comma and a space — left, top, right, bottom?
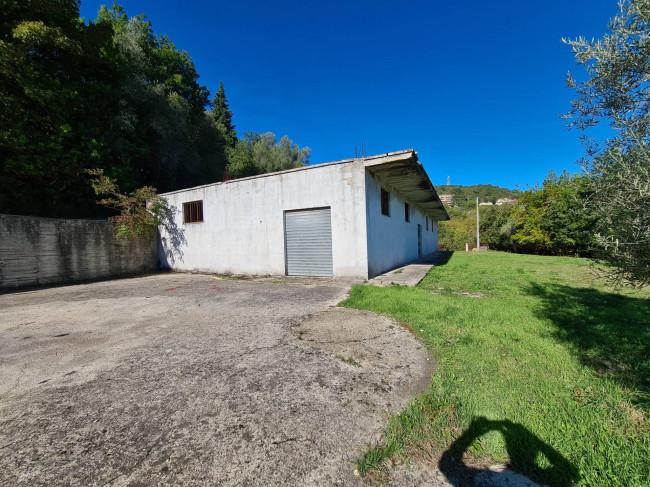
284, 207, 333, 277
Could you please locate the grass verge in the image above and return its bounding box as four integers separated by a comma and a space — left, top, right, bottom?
340, 251, 650, 486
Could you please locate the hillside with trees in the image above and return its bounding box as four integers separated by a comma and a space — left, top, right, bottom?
439, 172, 595, 257
0, 1, 308, 219
438, 184, 520, 208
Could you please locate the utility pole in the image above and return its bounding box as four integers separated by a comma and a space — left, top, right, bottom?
476, 197, 480, 250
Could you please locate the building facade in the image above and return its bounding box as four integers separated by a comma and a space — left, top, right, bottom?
158, 150, 449, 279
438, 194, 454, 206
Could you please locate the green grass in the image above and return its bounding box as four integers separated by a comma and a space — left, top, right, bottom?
335, 354, 362, 367
218, 275, 239, 281
340, 251, 650, 486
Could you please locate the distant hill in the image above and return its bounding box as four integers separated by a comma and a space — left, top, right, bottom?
436, 184, 520, 205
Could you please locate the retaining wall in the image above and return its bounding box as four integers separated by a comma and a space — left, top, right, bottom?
0, 214, 158, 290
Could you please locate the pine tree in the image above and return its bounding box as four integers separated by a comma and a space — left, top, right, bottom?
212, 81, 237, 148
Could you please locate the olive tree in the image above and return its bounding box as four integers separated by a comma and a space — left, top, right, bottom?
564, 0, 650, 286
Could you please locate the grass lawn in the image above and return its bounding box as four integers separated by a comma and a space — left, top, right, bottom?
340, 251, 650, 486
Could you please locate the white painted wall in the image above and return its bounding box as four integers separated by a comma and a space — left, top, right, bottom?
365, 171, 439, 278
158, 160, 369, 278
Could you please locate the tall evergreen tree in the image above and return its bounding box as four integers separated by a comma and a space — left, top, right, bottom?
212, 81, 237, 148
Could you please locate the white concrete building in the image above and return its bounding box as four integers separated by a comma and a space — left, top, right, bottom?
158, 150, 449, 279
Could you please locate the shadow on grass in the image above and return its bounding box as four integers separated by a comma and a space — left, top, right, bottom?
526, 283, 650, 409
439, 417, 578, 487
423, 251, 454, 267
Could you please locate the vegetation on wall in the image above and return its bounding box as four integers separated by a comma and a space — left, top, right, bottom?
88, 169, 169, 239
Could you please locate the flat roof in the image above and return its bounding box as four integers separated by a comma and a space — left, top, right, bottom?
364, 151, 450, 221
160, 149, 450, 220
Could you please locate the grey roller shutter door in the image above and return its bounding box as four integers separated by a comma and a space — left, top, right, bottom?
284, 208, 333, 277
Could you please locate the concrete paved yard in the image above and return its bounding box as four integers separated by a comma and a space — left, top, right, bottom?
0, 274, 433, 486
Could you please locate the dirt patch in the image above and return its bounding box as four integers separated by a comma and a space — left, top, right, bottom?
386, 460, 545, 487
295, 308, 435, 412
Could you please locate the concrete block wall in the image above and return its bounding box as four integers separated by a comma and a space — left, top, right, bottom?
0, 215, 158, 290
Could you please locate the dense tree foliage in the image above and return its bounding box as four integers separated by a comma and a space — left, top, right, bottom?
478, 204, 517, 252
439, 205, 518, 252
563, 0, 650, 286
226, 132, 310, 179
0, 0, 118, 217
438, 173, 594, 256
94, 4, 227, 194
510, 171, 594, 255
0, 1, 308, 219
437, 207, 480, 251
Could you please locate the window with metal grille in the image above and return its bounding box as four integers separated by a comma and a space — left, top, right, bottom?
183, 200, 203, 223
405, 203, 410, 222
381, 188, 390, 216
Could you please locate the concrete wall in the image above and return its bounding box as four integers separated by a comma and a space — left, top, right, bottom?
365, 171, 439, 278
0, 215, 158, 290
158, 159, 369, 278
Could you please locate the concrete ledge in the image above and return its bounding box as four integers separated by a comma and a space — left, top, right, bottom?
368, 251, 452, 287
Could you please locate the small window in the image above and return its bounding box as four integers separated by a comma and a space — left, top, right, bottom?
426, 216, 429, 231
405, 203, 410, 222
381, 188, 390, 216
183, 200, 203, 223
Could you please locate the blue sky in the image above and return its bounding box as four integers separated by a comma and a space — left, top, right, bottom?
80, 0, 617, 189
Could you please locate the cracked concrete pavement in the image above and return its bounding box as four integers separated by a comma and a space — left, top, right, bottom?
0, 273, 437, 486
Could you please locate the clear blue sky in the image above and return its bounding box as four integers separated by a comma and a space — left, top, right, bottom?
80, 0, 617, 189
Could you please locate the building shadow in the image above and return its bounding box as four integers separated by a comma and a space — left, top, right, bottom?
439, 417, 578, 487
418, 250, 453, 267
525, 282, 650, 411
157, 205, 186, 267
